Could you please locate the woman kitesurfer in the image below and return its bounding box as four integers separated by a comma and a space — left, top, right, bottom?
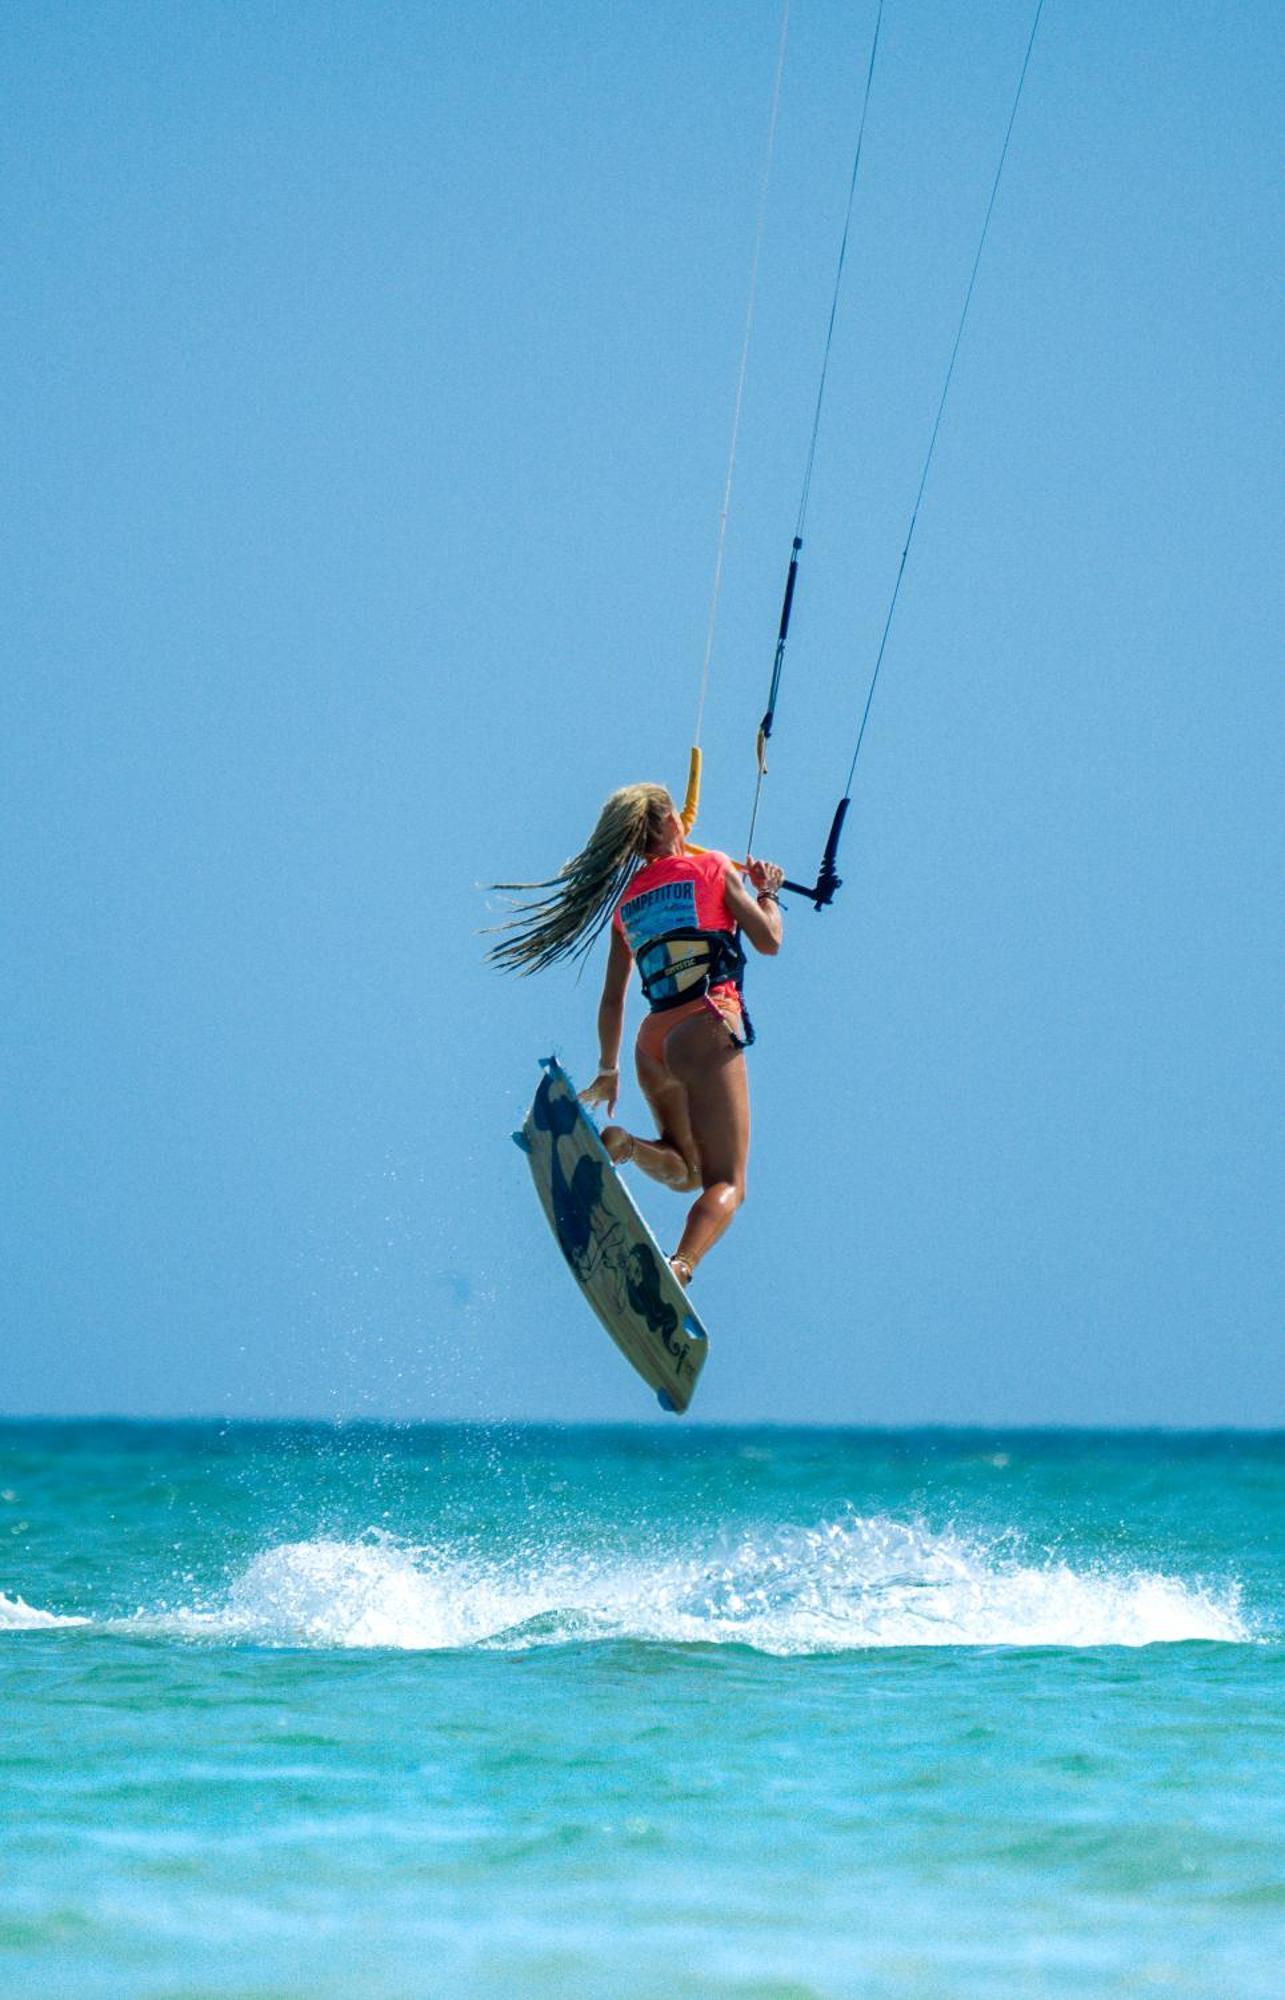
490, 784, 784, 1285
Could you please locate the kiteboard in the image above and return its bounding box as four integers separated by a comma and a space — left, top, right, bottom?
515, 1056, 709, 1414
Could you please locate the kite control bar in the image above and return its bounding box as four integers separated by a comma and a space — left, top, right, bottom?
683, 737, 847, 912
781, 795, 849, 911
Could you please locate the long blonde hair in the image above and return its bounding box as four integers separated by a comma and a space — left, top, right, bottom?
487, 782, 673, 975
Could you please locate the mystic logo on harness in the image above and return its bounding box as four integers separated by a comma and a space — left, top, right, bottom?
621, 876, 745, 1012
635, 928, 746, 1014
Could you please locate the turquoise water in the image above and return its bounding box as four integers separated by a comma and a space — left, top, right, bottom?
1, 1423, 1281, 1997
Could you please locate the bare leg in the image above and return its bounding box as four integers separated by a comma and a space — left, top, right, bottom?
639, 1011, 749, 1276
601, 1119, 693, 1189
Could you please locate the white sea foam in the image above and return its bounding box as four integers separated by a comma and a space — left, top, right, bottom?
158, 1537, 538, 1651
0, 1591, 89, 1630
140, 1515, 1250, 1654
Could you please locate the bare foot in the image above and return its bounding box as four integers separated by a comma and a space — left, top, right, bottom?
601, 1125, 635, 1166
669, 1255, 694, 1288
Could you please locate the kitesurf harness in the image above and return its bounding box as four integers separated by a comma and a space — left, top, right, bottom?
635, 927, 756, 1049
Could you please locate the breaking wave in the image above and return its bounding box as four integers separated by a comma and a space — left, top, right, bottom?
128, 1514, 1249, 1653
0, 1591, 89, 1630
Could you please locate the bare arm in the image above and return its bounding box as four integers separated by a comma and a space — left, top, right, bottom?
580, 926, 633, 1113
724, 858, 784, 955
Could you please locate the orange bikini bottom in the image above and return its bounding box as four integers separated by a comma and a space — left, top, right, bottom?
635, 989, 746, 1072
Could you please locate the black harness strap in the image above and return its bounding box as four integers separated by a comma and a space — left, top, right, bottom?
635, 928, 756, 1049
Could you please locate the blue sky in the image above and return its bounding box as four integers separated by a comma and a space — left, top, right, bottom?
3, 1, 1280, 1424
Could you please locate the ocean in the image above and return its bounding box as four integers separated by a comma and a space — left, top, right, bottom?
1, 1421, 1280, 1997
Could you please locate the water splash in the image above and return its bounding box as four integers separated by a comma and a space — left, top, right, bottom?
157, 1536, 533, 1651
131, 1514, 1249, 1653
0, 1591, 89, 1630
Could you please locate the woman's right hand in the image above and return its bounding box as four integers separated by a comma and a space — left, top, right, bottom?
579, 1068, 620, 1116
745, 856, 785, 897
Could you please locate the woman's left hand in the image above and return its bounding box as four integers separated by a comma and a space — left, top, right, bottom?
745, 856, 785, 897
579, 1068, 620, 1116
